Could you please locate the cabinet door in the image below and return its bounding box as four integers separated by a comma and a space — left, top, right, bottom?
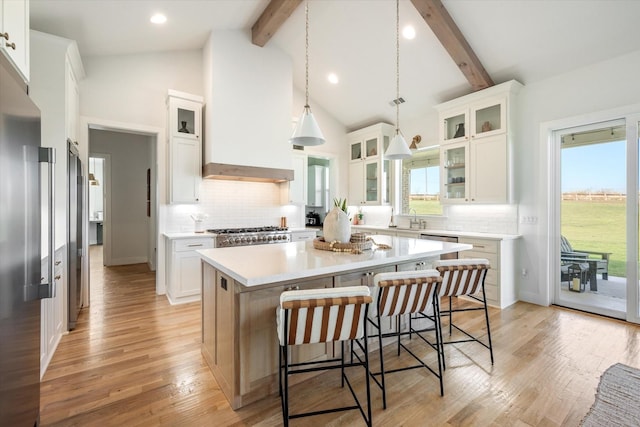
169, 97, 201, 139
470, 134, 507, 203
349, 161, 364, 205
441, 142, 468, 202
238, 279, 332, 397
350, 140, 363, 162
286, 153, 307, 205
170, 136, 200, 204
364, 159, 379, 204
0, 0, 29, 81
441, 108, 469, 143
471, 97, 506, 139
174, 252, 203, 297
65, 61, 79, 144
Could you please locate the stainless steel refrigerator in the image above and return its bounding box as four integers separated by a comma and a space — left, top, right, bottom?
0, 54, 55, 425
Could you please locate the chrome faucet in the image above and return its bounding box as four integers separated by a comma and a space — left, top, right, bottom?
409, 208, 420, 229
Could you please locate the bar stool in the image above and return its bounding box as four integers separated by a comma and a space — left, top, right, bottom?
432, 258, 493, 366
367, 270, 443, 409
277, 286, 373, 426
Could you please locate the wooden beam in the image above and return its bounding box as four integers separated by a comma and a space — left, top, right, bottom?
411, 0, 493, 91
251, 0, 303, 47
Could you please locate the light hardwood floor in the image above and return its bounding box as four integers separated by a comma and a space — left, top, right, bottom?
40, 247, 640, 426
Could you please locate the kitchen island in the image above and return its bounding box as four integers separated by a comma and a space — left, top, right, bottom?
198, 236, 471, 409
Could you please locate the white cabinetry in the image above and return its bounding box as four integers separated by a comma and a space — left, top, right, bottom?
40, 247, 64, 378
348, 123, 394, 205
30, 32, 85, 362
1, 0, 29, 81
166, 236, 214, 304
291, 229, 316, 242
282, 152, 307, 205
167, 90, 203, 204
437, 80, 522, 204
458, 236, 516, 309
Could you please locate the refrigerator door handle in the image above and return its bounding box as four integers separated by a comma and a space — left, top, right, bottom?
39, 147, 56, 299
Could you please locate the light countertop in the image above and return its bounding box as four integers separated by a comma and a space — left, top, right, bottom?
164, 232, 216, 239
352, 225, 520, 240
198, 236, 471, 287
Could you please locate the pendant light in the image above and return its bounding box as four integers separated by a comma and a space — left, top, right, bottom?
384, 0, 412, 160
290, 0, 325, 146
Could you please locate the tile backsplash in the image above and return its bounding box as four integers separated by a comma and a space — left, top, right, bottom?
164, 180, 304, 232
165, 180, 518, 235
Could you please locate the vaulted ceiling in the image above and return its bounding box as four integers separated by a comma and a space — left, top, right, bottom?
30, 0, 640, 131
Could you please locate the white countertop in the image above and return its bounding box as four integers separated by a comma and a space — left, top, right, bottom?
164, 232, 217, 239
198, 236, 472, 287
351, 225, 520, 240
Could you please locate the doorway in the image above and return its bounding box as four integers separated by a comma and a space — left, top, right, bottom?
555, 121, 627, 317
549, 110, 640, 324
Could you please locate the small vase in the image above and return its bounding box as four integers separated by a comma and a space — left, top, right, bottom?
323, 207, 351, 243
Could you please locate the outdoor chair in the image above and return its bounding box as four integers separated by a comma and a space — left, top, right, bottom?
560, 236, 610, 291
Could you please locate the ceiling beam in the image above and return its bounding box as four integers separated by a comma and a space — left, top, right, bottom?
252, 0, 303, 47
411, 0, 494, 91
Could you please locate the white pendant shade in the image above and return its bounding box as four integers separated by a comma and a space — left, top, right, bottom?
385, 132, 412, 159
290, 106, 325, 146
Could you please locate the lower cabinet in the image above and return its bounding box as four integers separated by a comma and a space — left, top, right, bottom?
458, 236, 516, 308
166, 236, 214, 304
202, 261, 333, 409
40, 247, 65, 378
290, 229, 317, 242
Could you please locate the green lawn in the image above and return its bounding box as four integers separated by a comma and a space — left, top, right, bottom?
408, 199, 442, 215
409, 199, 629, 277
561, 200, 627, 277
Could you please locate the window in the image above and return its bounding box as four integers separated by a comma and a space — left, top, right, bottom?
400, 148, 442, 215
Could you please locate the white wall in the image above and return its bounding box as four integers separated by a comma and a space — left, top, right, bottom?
204, 30, 292, 169
81, 51, 203, 128
516, 49, 640, 305
79, 50, 203, 292
90, 129, 151, 265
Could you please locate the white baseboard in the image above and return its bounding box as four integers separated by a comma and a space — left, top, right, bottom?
110, 256, 148, 266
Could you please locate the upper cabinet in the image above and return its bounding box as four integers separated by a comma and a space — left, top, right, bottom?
348, 123, 394, 206
281, 152, 307, 205
167, 90, 203, 204
436, 80, 522, 204
0, 0, 29, 82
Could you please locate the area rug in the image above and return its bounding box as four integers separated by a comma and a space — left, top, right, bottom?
581, 363, 640, 426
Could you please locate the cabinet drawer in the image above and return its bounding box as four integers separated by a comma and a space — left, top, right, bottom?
174, 238, 214, 252
459, 238, 498, 254
460, 250, 498, 267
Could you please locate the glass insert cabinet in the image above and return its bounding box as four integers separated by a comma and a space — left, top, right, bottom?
436, 80, 522, 204
348, 123, 394, 206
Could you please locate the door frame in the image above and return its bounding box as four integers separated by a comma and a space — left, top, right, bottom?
79, 116, 167, 306
544, 104, 640, 324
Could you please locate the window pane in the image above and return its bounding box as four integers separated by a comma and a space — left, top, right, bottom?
401, 148, 442, 215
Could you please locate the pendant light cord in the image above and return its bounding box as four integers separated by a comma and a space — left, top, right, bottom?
305, 0, 310, 108
395, 0, 400, 136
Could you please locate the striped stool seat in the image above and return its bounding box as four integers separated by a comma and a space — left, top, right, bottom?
366, 270, 444, 409
432, 258, 493, 367
277, 286, 373, 426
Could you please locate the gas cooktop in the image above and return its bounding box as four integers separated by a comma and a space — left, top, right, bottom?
207, 226, 288, 234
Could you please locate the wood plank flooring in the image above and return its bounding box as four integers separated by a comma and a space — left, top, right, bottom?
40, 247, 640, 426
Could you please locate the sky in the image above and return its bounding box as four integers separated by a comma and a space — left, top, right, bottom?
561, 141, 626, 193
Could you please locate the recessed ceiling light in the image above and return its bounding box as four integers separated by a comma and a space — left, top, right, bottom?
402, 25, 416, 40
150, 13, 167, 24
327, 73, 339, 84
